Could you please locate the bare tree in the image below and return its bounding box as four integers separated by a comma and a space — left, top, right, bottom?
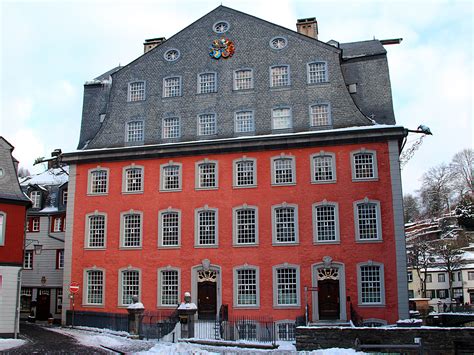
17, 166, 31, 178
450, 148, 473, 199
407, 239, 434, 298
419, 164, 454, 217
404, 194, 421, 223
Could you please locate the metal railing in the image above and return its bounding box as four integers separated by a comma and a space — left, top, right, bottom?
65, 310, 128, 331
140, 310, 179, 340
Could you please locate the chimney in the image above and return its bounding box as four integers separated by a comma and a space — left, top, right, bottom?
143, 37, 166, 53
296, 18, 318, 39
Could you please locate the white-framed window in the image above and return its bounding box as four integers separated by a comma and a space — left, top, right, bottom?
426, 273, 432, 283
271, 155, 295, 185
273, 264, 300, 307
233, 205, 258, 245
32, 218, 40, 232
122, 165, 144, 193
272, 107, 292, 130
53, 217, 62, 232
195, 207, 218, 247
276, 320, 296, 341
313, 202, 339, 243
164, 49, 180, 62
120, 211, 142, 248
158, 209, 181, 248
20, 288, 33, 311
30, 190, 41, 208
158, 268, 180, 307
233, 265, 260, 307
234, 69, 253, 90
351, 149, 378, 180
272, 203, 299, 245
24, 250, 33, 269
270, 37, 287, 50
88, 168, 109, 195
85, 212, 107, 248
198, 113, 217, 136
270, 65, 290, 87
234, 110, 254, 133
307, 62, 328, 84
310, 103, 331, 127
126, 121, 144, 142
407, 271, 413, 282
196, 160, 218, 189
438, 273, 446, 282
162, 116, 180, 139
233, 158, 256, 187
56, 249, 64, 269
198, 72, 217, 94
311, 152, 336, 183
163, 76, 181, 98
358, 262, 385, 305
0, 212, 5, 246
62, 190, 68, 205
160, 162, 182, 191
128, 81, 146, 102
354, 199, 382, 241
119, 268, 140, 306
84, 269, 104, 305
213, 21, 230, 33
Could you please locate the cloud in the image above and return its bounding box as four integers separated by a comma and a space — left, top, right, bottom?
10, 129, 46, 174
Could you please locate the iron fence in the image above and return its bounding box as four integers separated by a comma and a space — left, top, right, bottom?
140, 310, 179, 340
65, 310, 128, 331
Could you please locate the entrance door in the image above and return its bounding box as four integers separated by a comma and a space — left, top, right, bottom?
36, 289, 51, 321
318, 280, 339, 320
198, 281, 217, 320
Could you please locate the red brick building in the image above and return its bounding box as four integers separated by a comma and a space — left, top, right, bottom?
61, 6, 409, 332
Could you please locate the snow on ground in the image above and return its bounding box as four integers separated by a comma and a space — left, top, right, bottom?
0, 338, 27, 351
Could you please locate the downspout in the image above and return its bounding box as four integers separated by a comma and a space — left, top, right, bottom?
15, 208, 28, 338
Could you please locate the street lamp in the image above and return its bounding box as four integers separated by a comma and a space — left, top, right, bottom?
26, 239, 43, 255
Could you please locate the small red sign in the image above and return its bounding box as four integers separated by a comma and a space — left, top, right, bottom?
308, 287, 319, 291
69, 281, 80, 294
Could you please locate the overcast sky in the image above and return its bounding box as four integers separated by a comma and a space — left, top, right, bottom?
1, 0, 472, 194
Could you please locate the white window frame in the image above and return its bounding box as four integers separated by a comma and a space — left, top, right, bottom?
309, 103, 331, 127
30, 190, 41, 208
357, 262, 385, 306
233, 265, 260, 308
313, 201, 340, 244
85, 211, 107, 249
158, 208, 181, 248
407, 271, 413, 282
126, 120, 144, 143
62, 189, 68, 205
233, 68, 254, 90
307, 61, 328, 84
195, 160, 218, 190
234, 110, 255, 134
122, 165, 144, 194
271, 154, 296, 186
0, 212, 5, 246
233, 157, 257, 188
24, 250, 33, 269
120, 210, 143, 249
56, 249, 64, 269
197, 113, 217, 136
272, 264, 301, 308
160, 162, 182, 191
271, 203, 299, 245
53, 217, 62, 232
232, 205, 259, 246
157, 267, 181, 307
162, 116, 181, 139
163, 76, 182, 98
197, 72, 217, 94
354, 199, 382, 242
351, 149, 378, 181
310, 152, 336, 183
83, 268, 105, 306
32, 218, 40, 232
118, 267, 141, 307
276, 320, 296, 341
438, 273, 446, 283
194, 206, 218, 248
272, 107, 292, 130
128, 81, 146, 102
88, 167, 109, 195
270, 65, 290, 87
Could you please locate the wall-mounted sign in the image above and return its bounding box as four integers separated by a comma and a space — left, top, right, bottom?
209, 38, 235, 59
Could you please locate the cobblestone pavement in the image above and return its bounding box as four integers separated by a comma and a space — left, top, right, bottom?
6, 322, 109, 354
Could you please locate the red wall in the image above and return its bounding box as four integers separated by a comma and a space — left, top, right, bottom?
70, 141, 400, 323
0, 202, 27, 265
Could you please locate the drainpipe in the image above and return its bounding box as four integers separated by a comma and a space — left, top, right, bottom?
15, 208, 28, 338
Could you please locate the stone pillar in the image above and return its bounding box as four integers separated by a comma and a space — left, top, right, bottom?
127, 296, 145, 339
177, 292, 198, 338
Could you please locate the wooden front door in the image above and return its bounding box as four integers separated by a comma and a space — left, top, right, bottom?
36, 289, 51, 321
198, 281, 217, 320
318, 280, 340, 320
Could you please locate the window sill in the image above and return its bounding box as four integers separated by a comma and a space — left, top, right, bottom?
121, 191, 144, 195
355, 239, 383, 243
273, 305, 301, 309
271, 182, 296, 187
358, 303, 386, 308
233, 305, 260, 309
232, 243, 259, 248
272, 242, 299, 247
352, 178, 379, 182
314, 241, 340, 245
157, 305, 179, 309
194, 245, 219, 248
158, 245, 181, 249
84, 247, 107, 250
159, 189, 182, 193
311, 180, 336, 185
82, 304, 105, 308
119, 246, 143, 250
195, 187, 219, 191
233, 185, 257, 189
87, 193, 108, 197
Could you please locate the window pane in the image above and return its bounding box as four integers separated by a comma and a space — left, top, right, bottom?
163, 77, 181, 97
198, 163, 217, 188
272, 108, 291, 129
123, 214, 141, 247
199, 73, 217, 93
357, 203, 378, 239
354, 153, 375, 179
127, 121, 144, 142
234, 70, 253, 90
275, 208, 296, 243
198, 210, 216, 245
271, 66, 289, 87
308, 62, 327, 84
236, 209, 256, 244
87, 270, 103, 304
235, 111, 254, 133
274, 158, 294, 184
310, 104, 329, 126
163, 165, 180, 190
313, 156, 334, 181
236, 161, 255, 186
129, 82, 145, 101
91, 170, 108, 194
315, 205, 336, 241
161, 270, 179, 305
88, 215, 105, 247
162, 212, 179, 246
122, 271, 139, 305
163, 117, 180, 138
237, 269, 257, 305
360, 265, 381, 303
126, 168, 143, 192
277, 268, 297, 305
198, 114, 216, 135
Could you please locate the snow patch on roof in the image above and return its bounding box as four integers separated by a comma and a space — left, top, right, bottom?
20, 167, 69, 186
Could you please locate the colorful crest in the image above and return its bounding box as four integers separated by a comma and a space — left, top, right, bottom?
209, 37, 235, 59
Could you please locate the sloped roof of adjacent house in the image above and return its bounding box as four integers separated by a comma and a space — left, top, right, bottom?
0, 137, 31, 203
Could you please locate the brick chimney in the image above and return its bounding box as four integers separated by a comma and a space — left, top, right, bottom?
143, 37, 166, 53
296, 18, 318, 39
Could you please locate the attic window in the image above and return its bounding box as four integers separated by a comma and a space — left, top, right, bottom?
270, 37, 287, 50
213, 21, 229, 33
0, 168, 4, 178
164, 49, 180, 62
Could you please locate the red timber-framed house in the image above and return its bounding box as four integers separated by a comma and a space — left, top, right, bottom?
61, 6, 409, 333
0, 137, 31, 337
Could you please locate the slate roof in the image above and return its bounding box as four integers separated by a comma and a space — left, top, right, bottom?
340, 40, 387, 59
0, 137, 31, 203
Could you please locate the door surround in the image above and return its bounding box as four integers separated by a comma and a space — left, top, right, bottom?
311, 257, 346, 321
191, 259, 222, 319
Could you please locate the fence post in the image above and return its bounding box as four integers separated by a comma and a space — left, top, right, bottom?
127, 296, 145, 339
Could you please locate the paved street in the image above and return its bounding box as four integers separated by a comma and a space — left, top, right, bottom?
7, 322, 109, 354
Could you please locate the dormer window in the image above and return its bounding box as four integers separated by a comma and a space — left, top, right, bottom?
30, 191, 41, 209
